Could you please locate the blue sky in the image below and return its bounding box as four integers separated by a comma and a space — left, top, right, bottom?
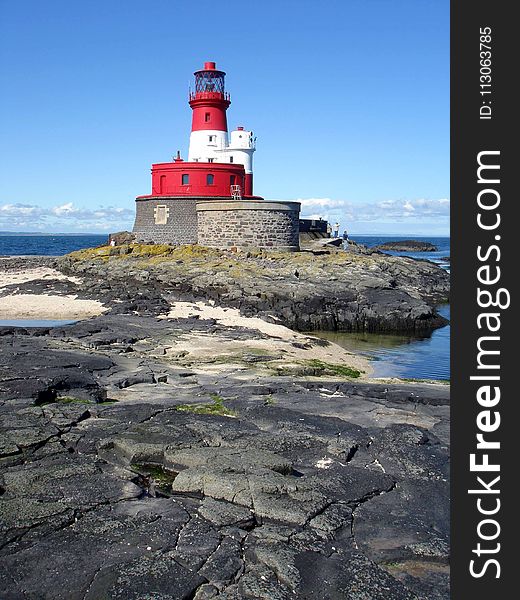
0, 0, 449, 235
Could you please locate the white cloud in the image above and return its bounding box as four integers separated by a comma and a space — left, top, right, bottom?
304, 213, 326, 221
0, 197, 450, 235
297, 198, 347, 209
0, 202, 135, 232
52, 202, 77, 216
0, 203, 43, 216
298, 197, 450, 224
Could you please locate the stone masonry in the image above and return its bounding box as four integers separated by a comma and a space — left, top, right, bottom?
133, 196, 200, 245
196, 200, 301, 251
133, 196, 301, 250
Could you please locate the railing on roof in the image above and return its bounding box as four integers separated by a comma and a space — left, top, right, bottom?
189, 91, 230, 102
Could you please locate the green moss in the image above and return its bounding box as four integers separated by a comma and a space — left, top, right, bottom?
199, 349, 279, 367
203, 354, 245, 365
55, 396, 93, 405
66, 243, 228, 265
67, 246, 110, 261
58, 397, 121, 405
37, 396, 119, 406
64, 242, 381, 289
398, 377, 450, 385
130, 462, 177, 494
274, 359, 361, 379
67, 243, 174, 261
382, 562, 403, 571
305, 359, 362, 378
129, 243, 173, 256
175, 394, 237, 417
170, 244, 220, 259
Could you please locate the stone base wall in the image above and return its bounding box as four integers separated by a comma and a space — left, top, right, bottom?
132, 196, 200, 245
133, 196, 301, 251
196, 200, 301, 251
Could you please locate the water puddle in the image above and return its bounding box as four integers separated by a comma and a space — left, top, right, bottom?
0, 319, 77, 328
311, 305, 450, 381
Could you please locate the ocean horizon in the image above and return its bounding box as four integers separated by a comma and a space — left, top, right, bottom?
0, 233, 450, 257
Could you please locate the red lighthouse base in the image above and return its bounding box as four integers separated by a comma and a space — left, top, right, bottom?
140, 161, 258, 199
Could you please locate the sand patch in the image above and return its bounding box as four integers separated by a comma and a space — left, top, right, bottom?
0, 267, 104, 320
166, 301, 304, 339
161, 301, 371, 376
0, 294, 106, 320
0, 267, 82, 289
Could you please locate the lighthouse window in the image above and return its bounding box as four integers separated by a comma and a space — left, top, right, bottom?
205, 112, 210, 122
181, 174, 189, 185
229, 156, 233, 163
206, 174, 214, 185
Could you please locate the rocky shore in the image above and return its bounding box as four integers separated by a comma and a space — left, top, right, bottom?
55, 243, 449, 333
0, 247, 450, 599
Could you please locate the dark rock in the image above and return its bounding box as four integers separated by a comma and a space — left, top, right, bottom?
374, 240, 438, 252
0, 257, 450, 598
56, 245, 449, 334
108, 230, 136, 246
295, 549, 419, 599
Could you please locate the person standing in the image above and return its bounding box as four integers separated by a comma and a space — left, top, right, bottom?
326, 222, 332, 237
333, 222, 340, 238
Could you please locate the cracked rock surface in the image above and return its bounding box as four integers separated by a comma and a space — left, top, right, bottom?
0, 254, 449, 599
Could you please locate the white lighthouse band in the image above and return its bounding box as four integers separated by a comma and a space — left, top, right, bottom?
188, 127, 255, 174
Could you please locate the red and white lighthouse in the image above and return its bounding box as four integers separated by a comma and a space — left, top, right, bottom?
133, 61, 287, 248
138, 61, 258, 200
187, 62, 256, 196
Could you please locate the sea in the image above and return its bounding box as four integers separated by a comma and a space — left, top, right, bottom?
0, 234, 108, 256
0, 233, 450, 381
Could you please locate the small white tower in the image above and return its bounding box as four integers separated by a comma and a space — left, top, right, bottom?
216, 126, 256, 195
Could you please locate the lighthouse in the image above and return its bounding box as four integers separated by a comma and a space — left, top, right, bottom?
133, 61, 300, 251
188, 62, 255, 196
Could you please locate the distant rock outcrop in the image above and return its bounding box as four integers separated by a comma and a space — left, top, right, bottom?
374, 240, 438, 252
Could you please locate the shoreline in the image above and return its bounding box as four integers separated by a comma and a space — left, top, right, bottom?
0, 250, 452, 385
0, 264, 372, 378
